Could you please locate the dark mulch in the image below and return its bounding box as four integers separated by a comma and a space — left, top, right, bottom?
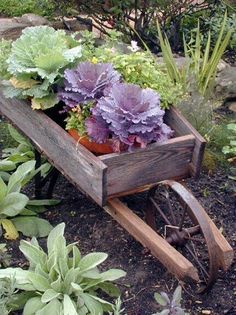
2, 166, 235, 315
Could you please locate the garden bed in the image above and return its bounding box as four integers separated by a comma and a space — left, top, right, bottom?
1, 166, 235, 315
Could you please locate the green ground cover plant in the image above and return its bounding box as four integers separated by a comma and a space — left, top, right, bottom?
153, 286, 187, 315
0, 0, 56, 18
0, 223, 126, 314
0, 160, 55, 239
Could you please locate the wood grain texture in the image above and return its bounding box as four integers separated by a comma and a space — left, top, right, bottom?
208, 218, 234, 271
0, 91, 107, 206
100, 135, 195, 196
165, 107, 206, 177
164, 180, 234, 273
105, 198, 199, 282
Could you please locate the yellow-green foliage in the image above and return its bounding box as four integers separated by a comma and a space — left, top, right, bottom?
0, 40, 12, 80
0, 0, 56, 18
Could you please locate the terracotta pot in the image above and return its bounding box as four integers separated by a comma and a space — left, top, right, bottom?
68, 129, 114, 155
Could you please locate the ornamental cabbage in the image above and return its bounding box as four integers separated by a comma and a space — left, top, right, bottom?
86, 83, 173, 151
59, 61, 121, 111
4, 26, 82, 110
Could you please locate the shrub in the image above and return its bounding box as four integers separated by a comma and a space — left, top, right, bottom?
0, 0, 56, 18
50, 0, 223, 52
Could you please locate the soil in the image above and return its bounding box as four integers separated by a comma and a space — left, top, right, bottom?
1, 163, 235, 315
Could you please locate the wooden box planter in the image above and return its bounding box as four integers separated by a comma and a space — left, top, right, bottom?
0, 90, 205, 207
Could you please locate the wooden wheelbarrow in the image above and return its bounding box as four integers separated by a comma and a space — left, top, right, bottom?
0, 90, 234, 292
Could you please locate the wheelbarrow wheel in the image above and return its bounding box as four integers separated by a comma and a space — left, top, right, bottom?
146, 180, 220, 293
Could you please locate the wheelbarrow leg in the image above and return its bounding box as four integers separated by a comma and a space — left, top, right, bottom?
34, 149, 60, 199
34, 150, 42, 199
104, 198, 199, 283
46, 168, 60, 199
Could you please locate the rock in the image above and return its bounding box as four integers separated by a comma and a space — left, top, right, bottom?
217, 59, 231, 72
60, 17, 92, 32
13, 13, 49, 26
228, 102, 236, 112
156, 56, 190, 69
0, 14, 50, 40
215, 66, 236, 100
0, 19, 29, 40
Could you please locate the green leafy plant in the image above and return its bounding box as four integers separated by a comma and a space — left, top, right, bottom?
0, 223, 126, 314
110, 297, 125, 315
3, 26, 82, 110
157, 12, 232, 96
203, 5, 236, 50
153, 286, 187, 315
222, 123, 236, 157
0, 0, 56, 18
0, 244, 11, 268
0, 160, 56, 239
0, 40, 12, 80
0, 276, 17, 315
0, 124, 52, 182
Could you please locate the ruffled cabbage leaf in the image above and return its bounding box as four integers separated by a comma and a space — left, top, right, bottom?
59, 61, 121, 111
87, 83, 173, 151
4, 26, 82, 110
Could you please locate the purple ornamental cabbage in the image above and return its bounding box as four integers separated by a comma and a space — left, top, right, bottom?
59, 62, 121, 111
86, 83, 173, 151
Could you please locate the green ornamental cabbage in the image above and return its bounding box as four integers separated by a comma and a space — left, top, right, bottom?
3, 26, 82, 110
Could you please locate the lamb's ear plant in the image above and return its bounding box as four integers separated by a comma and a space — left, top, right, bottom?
0, 223, 126, 315
153, 285, 188, 315
110, 296, 125, 315
0, 160, 56, 239
1, 124, 52, 181
0, 276, 17, 315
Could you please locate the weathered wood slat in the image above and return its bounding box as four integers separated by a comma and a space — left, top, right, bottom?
104, 198, 199, 282
165, 107, 206, 177
100, 135, 195, 196
0, 92, 107, 206
165, 180, 234, 273
208, 218, 234, 271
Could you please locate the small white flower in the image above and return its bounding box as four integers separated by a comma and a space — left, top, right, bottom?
128, 40, 140, 52
110, 47, 117, 54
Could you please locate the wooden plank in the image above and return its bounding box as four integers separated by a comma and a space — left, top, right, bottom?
165, 180, 234, 273
104, 198, 199, 282
165, 107, 206, 177
0, 91, 107, 206
100, 135, 195, 196
208, 218, 234, 271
